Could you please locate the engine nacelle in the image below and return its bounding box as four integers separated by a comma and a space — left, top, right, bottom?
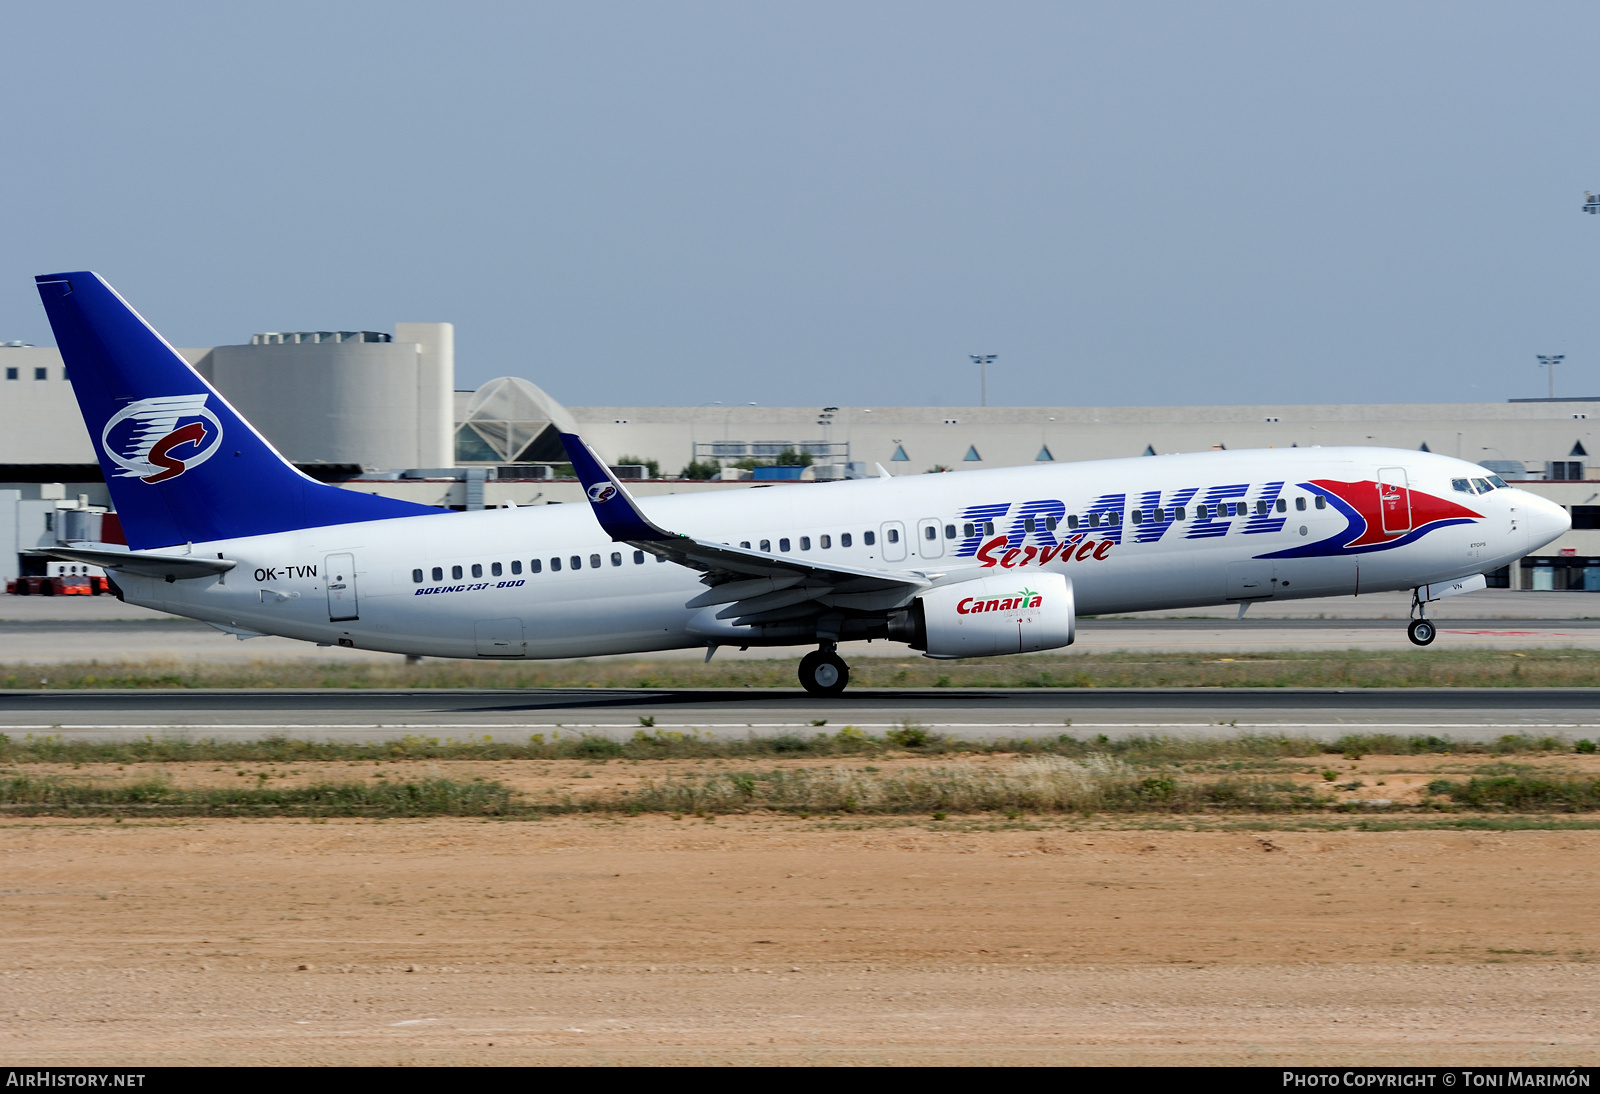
891, 572, 1075, 659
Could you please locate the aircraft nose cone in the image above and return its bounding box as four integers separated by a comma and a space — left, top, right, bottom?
1523, 493, 1571, 552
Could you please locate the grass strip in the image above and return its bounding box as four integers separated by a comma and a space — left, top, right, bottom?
7, 647, 1600, 690
2, 729, 1595, 765
1427, 774, 1600, 811
3, 764, 1597, 818
0, 775, 514, 817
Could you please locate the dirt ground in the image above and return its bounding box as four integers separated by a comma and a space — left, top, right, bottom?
2, 815, 1599, 1065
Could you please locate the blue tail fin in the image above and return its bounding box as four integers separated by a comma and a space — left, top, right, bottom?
36, 271, 444, 550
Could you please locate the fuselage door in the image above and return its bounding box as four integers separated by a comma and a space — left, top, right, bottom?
1378, 467, 1411, 535
325, 552, 358, 622
881, 521, 907, 562
917, 518, 944, 558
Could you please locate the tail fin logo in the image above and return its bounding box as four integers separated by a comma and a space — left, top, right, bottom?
101, 394, 223, 484
587, 483, 618, 503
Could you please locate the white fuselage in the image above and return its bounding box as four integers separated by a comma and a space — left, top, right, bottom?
111, 448, 1568, 659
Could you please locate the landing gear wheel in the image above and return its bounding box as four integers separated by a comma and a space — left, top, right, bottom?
1407, 619, 1436, 646
799, 650, 850, 696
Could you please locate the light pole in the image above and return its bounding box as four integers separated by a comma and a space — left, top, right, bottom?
690, 401, 721, 470
970, 354, 996, 407
816, 406, 838, 462
1538, 355, 1564, 399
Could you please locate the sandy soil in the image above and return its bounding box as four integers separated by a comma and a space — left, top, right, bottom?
2, 816, 1599, 1064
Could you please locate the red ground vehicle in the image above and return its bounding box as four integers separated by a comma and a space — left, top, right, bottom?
6, 564, 107, 596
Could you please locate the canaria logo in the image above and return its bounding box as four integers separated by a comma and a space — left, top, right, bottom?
587, 483, 618, 503
956, 587, 1045, 615
101, 394, 223, 483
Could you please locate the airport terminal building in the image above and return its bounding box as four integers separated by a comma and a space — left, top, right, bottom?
2, 330, 1597, 592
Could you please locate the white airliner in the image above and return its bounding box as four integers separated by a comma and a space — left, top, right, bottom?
36, 271, 1570, 694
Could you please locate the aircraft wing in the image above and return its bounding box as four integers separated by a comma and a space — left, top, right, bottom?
560, 432, 936, 621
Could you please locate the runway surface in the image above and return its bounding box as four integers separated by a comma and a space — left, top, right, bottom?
4, 687, 1597, 743
2, 593, 1600, 663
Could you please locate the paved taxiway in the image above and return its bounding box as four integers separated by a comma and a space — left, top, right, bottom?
3, 687, 1596, 743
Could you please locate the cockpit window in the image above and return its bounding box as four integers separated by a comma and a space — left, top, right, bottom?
1452, 478, 1472, 493
1486, 474, 1508, 489
1471, 477, 1493, 494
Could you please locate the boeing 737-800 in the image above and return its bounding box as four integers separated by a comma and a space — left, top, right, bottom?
34, 272, 1571, 694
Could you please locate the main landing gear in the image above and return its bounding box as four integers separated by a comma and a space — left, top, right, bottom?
799, 644, 850, 696
1407, 589, 1436, 646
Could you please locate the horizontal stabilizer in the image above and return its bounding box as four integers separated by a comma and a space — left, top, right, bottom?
42, 546, 235, 581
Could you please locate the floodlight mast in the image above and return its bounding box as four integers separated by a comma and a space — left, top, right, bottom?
1538, 355, 1564, 399
970, 354, 997, 407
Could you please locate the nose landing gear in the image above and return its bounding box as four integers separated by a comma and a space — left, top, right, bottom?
799, 643, 850, 696
1407, 589, 1436, 646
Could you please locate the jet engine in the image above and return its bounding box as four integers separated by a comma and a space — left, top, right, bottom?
888, 572, 1075, 659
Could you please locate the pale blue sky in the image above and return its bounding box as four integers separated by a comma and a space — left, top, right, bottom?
4, 2, 1599, 407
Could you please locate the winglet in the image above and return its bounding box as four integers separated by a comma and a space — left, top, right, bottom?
559, 432, 677, 542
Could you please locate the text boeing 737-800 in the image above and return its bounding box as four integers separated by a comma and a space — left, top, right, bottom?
34, 272, 1570, 694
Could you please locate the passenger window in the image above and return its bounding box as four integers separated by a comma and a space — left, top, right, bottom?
511, 560, 523, 574
841, 533, 853, 547
823, 534, 834, 548
944, 524, 956, 538
1314, 495, 1326, 509
412, 568, 423, 583
887, 529, 899, 543
780, 538, 791, 552
1044, 516, 1057, 531
800, 537, 811, 551
1067, 515, 1078, 530
1130, 511, 1143, 525
611, 552, 622, 566
634, 551, 645, 564
1024, 517, 1035, 533
491, 562, 502, 576
570, 555, 582, 570
963, 522, 975, 537
760, 539, 771, 552
1295, 497, 1306, 511
740, 541, 750, 549
863, 531, 875, 546
451, 565, 463, 580
1256, 501, 1268, 516
431, 567, 443, 581
1175, 507, 1186, 521
471, 563, 483, 578
924, 525, 937, 540
551, 557, 561, 571
1275, 498, 1286, 513
590, 554, 601, 568
530, 559, 542, 573
1088, 513, 1099, 528
983, 521, 995, 535
1108, 512, 1120, 526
